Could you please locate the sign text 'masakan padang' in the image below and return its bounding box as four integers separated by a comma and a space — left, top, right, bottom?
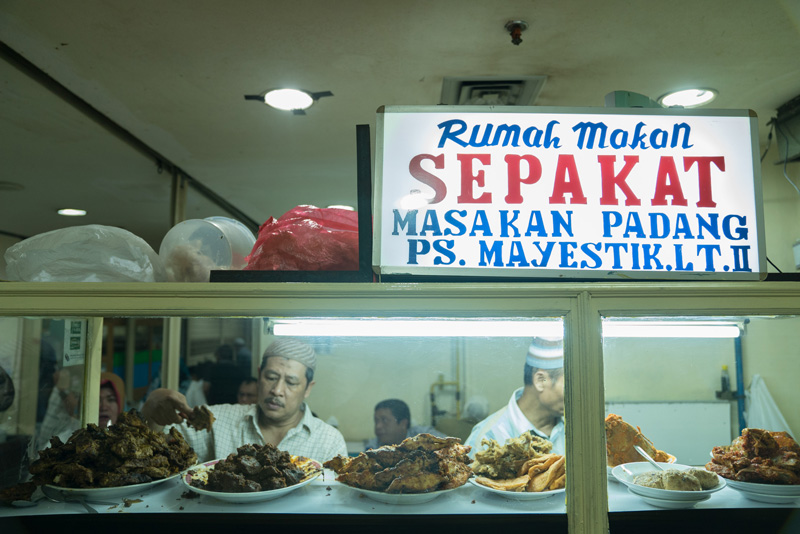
436, 119, 694, 150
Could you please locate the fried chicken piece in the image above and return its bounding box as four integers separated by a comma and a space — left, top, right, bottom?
472, 433, 552, 479
605, 414, 673, 467
398, 433, 464, 452
733, 428, 779, 459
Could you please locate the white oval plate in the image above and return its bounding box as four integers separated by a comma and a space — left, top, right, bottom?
469, 478, 565, 501
725, 478, 800, 497
612, 462, 725, 503
608, 456, 676, 480
630, 488, 710, 509
44, 471, 183, 503
183, 458, 322, 504
338, 482, 460, 504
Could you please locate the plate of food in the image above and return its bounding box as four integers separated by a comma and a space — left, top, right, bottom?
184, 445, 322, 504
44, 472, 183, 503
469, 477, 565, 501
705, 428, 800, 504
605, 413, 675, 480
324, 434, 473, 505
612, 462, 725, 509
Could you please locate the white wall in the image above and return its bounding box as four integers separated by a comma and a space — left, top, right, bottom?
760, 142, 800, 272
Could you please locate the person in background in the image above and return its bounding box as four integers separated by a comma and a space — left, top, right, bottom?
32, 371, 125, 455
464, 336, 565, 455
142, 338, 347, 463
204, 344, 246, 405
233, 337, 253, 376
364, 398, 446, 450
237, 377, 258, 405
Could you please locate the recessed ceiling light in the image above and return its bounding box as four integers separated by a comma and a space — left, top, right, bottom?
263, 89, 315, 111
57, 208, 87, 216
658, 88, 718, 108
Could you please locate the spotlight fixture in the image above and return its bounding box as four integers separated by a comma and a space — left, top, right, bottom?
657, 88, 717, 108
57, 208, 86, 216
244, 88, 333, 115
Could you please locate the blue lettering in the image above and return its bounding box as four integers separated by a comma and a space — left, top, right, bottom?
420, 210, 442, 236
432, 240, 456, 265
436, 119, 468, 148
478, 240, 504, 266
551, 210, 574, 237
469, 210, 493, 236
602, 211, 622, 238
580, 242, 602, 269
393, 209, 417, 236
443, 210, 467, 236
407, 239, 430, 264
723, 215, 748, 240
499, 210, 521, 238
531, 241, 556, 267
507, 241, 530, 267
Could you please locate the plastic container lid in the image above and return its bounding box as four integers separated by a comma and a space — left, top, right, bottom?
159, 217, 256, 282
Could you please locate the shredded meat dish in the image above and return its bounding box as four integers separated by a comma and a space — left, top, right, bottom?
324, 433, 472, 494
28, 410, 197, 488
705, 428, 800, 485
470, 433, 565, 492
605, 413, 674, 467
190, 443, 316, 493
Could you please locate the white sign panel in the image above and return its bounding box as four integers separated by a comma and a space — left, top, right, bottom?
373, 106, 765, 280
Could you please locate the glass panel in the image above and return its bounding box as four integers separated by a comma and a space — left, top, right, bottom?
603, 314, 800, 512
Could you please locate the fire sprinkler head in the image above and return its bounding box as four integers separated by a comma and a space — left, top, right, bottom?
504, 20, 529, 45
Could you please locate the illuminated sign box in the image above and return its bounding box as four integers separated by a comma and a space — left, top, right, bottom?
373, 106, 765, 281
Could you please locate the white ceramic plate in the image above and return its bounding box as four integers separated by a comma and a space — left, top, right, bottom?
725, 478, 800, 498
629, 488, 710, 509
469, 478, 565, 501
44, 471, 183, 503
183, 458, 322, 504
612, 462, 725, 505
338, 482, 460, 504
608, 456, 676, 480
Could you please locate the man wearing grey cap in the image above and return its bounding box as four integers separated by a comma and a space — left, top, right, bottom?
142, 338, 347, 463
464, 336, 565, 455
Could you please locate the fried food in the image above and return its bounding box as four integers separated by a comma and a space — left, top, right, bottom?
29, 410, 197, 488
706, 428, 800, 485
471, 432, 553, 479
633, 468, 717, 491
605, 414, 674, 467
190, 443, 316, 493
470, 433, 565, 493
323, 433, 471, 494
186, 405, 215, 432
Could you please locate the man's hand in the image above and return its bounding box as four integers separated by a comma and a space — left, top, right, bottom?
141, 388, 191, 429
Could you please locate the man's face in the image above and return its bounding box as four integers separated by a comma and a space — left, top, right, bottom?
98, 385, 119, 427
238, 381, 258, 404
374, 407, 408, 446
257, 357, 313, 424
538, 371, 565, 417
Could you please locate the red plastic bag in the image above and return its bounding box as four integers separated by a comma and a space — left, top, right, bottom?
244, 205, 359, 271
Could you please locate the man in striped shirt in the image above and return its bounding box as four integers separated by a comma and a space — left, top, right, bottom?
464, 337, 565, 456
142, 338, 347, 463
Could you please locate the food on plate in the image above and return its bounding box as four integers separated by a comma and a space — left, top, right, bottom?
0, 481, 37, 504
633, 468, 718, 491
29, 410, 197, 488
471, 432, 553, 479
705, 428, 800, 484
470, 433, 565, 492
324, 433, 471, 494
190, 443, 318, 493
186, 405, 215, 431
605, 413, 674, 467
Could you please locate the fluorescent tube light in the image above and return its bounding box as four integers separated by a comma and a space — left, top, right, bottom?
272, 319, 563, 338
603, 321, 740, 338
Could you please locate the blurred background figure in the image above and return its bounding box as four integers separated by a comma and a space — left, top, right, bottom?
237, 377, 257, 405
204, 344, 246, 405
99, 372, 125, 428
365, 398, 446, 450
233, 337, 252, 377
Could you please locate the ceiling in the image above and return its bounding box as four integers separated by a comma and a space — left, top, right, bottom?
2, 1, 800, 252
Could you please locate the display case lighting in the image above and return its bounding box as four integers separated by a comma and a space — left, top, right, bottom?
603, 321, 740, 338
271, 319, 563, 338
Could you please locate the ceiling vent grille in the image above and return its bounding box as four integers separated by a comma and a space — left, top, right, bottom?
440, 75, 547, 106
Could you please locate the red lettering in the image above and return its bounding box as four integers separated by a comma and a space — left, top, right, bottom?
409, 154, 447, 204
652, 156, 688, 206
457, 154, 492, 203
549, 155, 587, 205
504, 154, 542, 204
684, 156, 725, 208
598, 155, 641, 206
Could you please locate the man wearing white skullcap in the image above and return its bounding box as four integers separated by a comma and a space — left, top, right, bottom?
464, 336, 565, 455
142, 338, 347, 463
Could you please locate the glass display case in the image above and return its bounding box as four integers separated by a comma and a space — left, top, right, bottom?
1, 281, 799, 534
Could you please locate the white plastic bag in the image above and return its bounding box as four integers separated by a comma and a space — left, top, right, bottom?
4, 224, 166, 282
744, 374, 795, 436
